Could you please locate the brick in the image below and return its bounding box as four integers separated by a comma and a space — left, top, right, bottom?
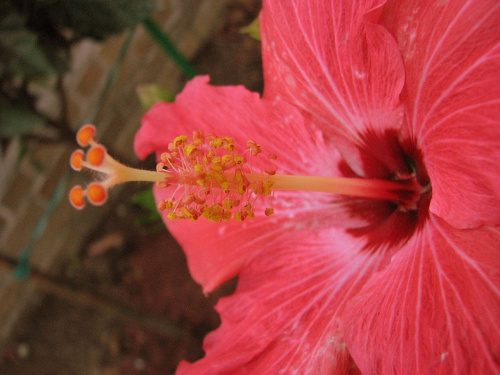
99, 33, 128, 64
1, 174, 33, 212
1, 202, 44, 259
177, 32, 203, 59
192, 0, 228, 42
0, 215, 6, 239
65, 98, 84, 128
76, 61, 106, 97
30, 203, 73, 272
0, 280, 41, 345
39, 150, 73, 200
69, 40, 102, 73
31, 144, 65, 172
128, 28, 155, 64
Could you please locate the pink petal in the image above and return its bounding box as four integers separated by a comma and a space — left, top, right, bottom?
136, 76, 331, 176
158, 187, 395, 293
176, 229, 386, 374
380, 0, 500, 228
137, 76, 390, 292
343, 215, 500, 374
260, 0, 409, 178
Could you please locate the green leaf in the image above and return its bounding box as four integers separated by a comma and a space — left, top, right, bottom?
130, 189, 162, 226
130, 189, 158, 211
136, 212, 162, 226
36, 0, 156, 40
0, 3, 56, 78
240, 17, 261, 41
0, 100, 46, 137
136, 84, 175, 110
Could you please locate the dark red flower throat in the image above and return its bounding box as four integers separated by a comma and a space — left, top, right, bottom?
345, 131, 432, 252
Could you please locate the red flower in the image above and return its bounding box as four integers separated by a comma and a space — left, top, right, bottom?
134, 0, 500, 373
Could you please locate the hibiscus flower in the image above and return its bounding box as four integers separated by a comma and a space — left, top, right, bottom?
72, 0, 499, 373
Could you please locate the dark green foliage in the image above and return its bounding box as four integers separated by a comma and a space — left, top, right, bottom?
35, 0, 156, 41
0, 0, 155, 138
0, 99, 46, 136
130, 189, 162, 224
0, 3, 56, 79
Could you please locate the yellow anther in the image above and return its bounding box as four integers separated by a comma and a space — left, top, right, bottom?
211, 138, 223, 148
265, 208, 274, 216
262, 180, 274, 196
194, 163, 204, 173
182, 207, 197, 221
221, 181, 231, 193
234, 169, 243, 184
184, 144, 198, 157
222, 137, 235, 151
221, 154, 235, 170
223, 144, 235, 152
203, 204, 226, 222
213, 171, 226, 183
172, 135, 188, 149
234, 155, 245, 165
146, 130, 277, 222
255, 180, 273, 195
223, 199, 233, 210
210, 163, 223, 173
203, 209, 213, 221
223, 210, 232, 221
202, 172, 211, 183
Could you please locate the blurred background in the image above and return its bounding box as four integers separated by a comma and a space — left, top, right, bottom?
0, 0, 262, 373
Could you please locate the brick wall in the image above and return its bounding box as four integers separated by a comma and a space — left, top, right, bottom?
0, 0, 228, 347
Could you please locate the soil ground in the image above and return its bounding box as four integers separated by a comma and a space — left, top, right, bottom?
0, 1, 262, 374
